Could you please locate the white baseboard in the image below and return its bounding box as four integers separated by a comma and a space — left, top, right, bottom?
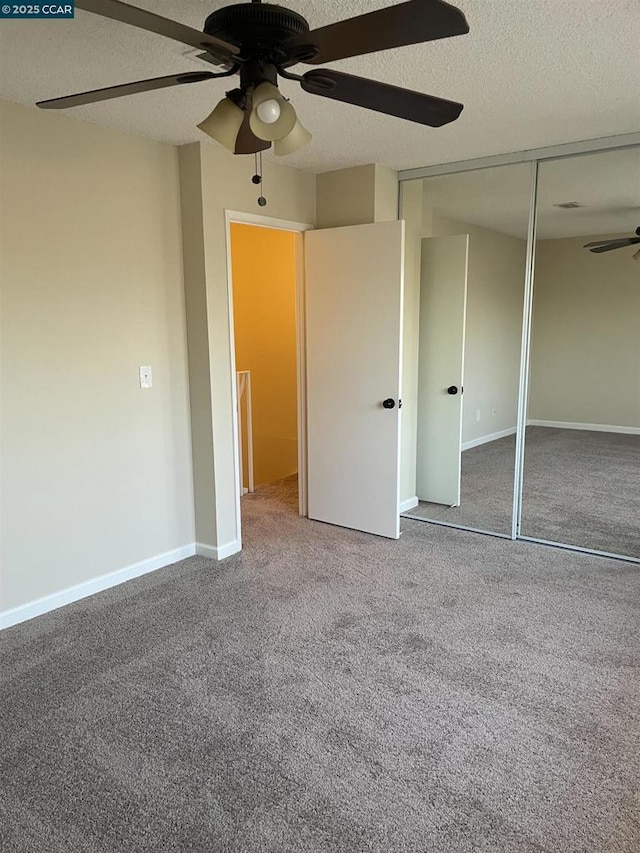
400, 496, 419, 513
527, 419, 640, 435
196, 540, 242, 560
0, 544, 197, 632
462, 427, 517, 452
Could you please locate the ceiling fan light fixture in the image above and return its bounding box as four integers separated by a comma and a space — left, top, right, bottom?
197, 94, 245, 151
274, 118, 312, 156
249, 82, 297, 142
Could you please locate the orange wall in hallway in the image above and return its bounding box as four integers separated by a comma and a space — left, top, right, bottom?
231, 223, 298, 487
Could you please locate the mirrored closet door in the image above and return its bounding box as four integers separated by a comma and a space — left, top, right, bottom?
520, 148, 640, 559
403, 163, 532, 536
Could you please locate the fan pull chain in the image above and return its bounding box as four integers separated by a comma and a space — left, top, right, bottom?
258, 152, 267, 207
251, 151, 267, 207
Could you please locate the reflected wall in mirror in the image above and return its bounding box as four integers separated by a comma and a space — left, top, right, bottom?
522, 147, 640, 558
403, 163, 531, 535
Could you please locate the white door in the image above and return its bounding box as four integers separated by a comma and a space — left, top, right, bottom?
416, 234, 469, 506
305, 221, 405, 539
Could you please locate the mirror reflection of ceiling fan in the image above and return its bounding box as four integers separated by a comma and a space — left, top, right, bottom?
584, 227, 640, 261
36, 0, 469, 157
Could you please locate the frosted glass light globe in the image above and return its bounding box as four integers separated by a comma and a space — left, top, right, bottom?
256, 98, 281, 124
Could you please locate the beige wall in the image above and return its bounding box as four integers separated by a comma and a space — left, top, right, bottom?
316, 164, 377, 229
179, 142, 315, 552
177, 145, 216, 550
529, 235, 640, 428
0, 101, 195, 612
428, 214, 526, 446
316, 164, 397, 229
374, 165, 401, 223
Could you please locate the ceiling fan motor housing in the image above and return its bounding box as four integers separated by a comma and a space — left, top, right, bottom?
204, 3, 310, 63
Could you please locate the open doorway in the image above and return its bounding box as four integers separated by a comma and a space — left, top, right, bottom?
227, 215, 308, 535
226, 213, 405, 547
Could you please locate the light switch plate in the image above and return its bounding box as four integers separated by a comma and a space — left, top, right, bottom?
139, 366, 153, 389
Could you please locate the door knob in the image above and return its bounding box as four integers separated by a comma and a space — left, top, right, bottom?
382, 398, 396, 409
447, 386, 459, 395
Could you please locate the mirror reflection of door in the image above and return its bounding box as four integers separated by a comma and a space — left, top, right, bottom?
404, 163, 532, 536
416, 235, 468, 508
522, 148, 640, 559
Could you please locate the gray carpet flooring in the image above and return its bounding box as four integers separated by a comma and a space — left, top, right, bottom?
406, 427, 640, 558
1, 477, 639, 852
407, 433, 517, 535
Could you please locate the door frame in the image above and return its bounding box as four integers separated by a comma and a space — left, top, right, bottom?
224, 210, 314, 548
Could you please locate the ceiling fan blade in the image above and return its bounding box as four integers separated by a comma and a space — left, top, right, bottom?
301, 69, 463, 127
234, 114, 271, 155
37, 71, 215, 110
584, 237, 640, 248
589, 238, 640, 253
286, 0, 469, 65
75, 0, 238, 62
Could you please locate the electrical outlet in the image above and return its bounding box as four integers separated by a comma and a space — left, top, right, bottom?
476, 409, 481, 422
139, 366, 153, 389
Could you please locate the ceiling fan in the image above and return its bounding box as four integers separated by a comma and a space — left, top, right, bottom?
584, 227, 640, 259
36, 0, 469, 157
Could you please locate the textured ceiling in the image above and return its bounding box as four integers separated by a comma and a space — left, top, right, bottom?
0, 0, 639, 173
419, 148, 640, 239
